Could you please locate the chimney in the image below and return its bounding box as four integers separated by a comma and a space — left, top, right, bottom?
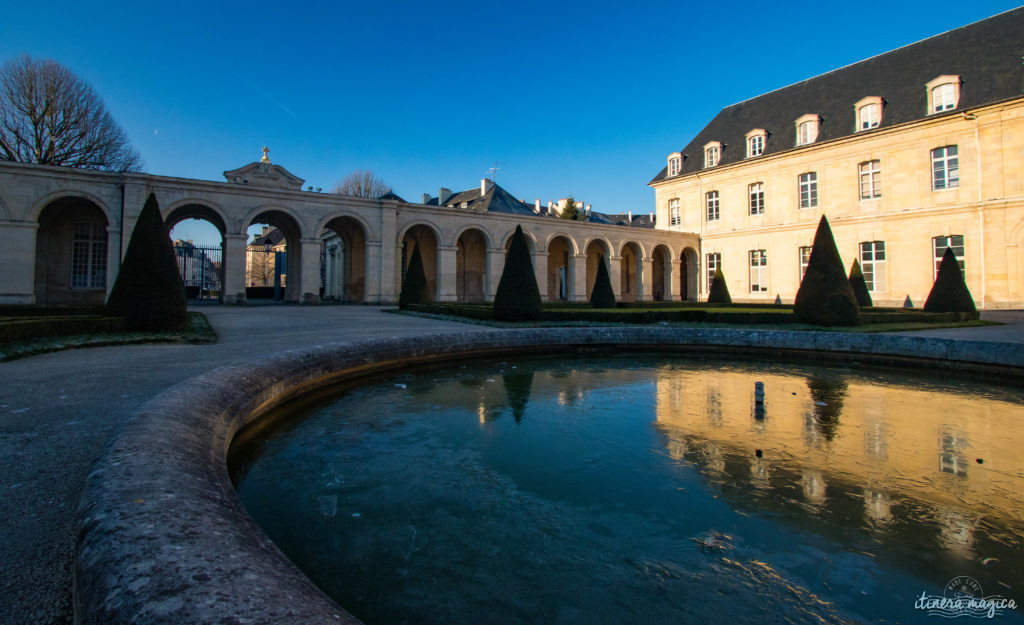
261, 225, 269, 237
481, 178, 494, 197
439, 187, 453, 205
535, 199, 541, 213
585, 204, 592, 215
649, 211, 654, 224
628, 209, 632, 224
422, 193, 431, 204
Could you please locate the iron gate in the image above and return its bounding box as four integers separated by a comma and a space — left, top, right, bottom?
173, 242, 223, 300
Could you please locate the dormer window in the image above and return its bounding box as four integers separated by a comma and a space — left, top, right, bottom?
667, 152, 682, 176
926, 75, 961, 114
795, 114, 819, 146
855, 96, 883, 131
704, 141, 721, 168
746, 129, 766, 158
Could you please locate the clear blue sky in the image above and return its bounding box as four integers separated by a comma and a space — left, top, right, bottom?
3, 1, 1019, 244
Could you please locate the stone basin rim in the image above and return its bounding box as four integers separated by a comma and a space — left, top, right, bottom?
73, 327, 1024, 625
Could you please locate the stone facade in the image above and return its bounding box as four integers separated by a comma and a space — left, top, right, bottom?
652, 99, 1024, 308
0, 159, 698, 306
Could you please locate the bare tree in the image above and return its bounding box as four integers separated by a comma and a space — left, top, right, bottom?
0, 55, 142, 171
333, 169, 391, 198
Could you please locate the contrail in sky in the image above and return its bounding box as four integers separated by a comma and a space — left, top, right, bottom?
236, 75, 298, 118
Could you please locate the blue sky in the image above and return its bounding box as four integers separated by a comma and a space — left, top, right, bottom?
2, 1, 1020, 244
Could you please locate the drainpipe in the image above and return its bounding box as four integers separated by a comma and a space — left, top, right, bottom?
966, 110, 986, 305
695, 171, 703, 300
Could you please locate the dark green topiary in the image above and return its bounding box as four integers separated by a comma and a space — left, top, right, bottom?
924, 247, 976, 313
848, 259, 873, 307
707, 268, 732, 304
106, 193, 186, 331
793, 215, 860, 326
590, 255, 616, 308
493, 225, 542, 321
398, 243, 432, 309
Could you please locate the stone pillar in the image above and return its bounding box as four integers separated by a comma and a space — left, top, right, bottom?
0, 221, 38, 304
609, 255, 622, 300
572, 253, 588, 302
377, 207, 398, 305
222, 234, 248, 305
487, 248, 505, 300
438, 245, 458, 302
532, 251, 547, 301
668, 259, 682, 301
365, 241, 383, 304
299, 237, 322, 305
105, 226, 121, 300
641, 256, 654, 302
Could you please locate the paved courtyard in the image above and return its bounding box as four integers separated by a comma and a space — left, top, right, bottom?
0, 306, 1020, 625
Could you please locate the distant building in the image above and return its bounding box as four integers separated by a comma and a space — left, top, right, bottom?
650, 8, 1024, 307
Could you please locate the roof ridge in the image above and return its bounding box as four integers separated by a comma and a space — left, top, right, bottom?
723, 7, 1022, 109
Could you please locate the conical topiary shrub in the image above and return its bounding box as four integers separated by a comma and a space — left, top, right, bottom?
848, 259, 873, 307
106, 193, 187, 331
590, 255, 616, 308
793, 216, 860, 326
707, 268, 732, 304
924, 247, 976, 313
399, 243, 432, 309
493, 225, 542, 321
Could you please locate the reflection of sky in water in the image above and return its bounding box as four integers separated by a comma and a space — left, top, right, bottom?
232, 355, 1024, 625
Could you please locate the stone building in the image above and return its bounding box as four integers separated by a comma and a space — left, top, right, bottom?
650, 7, 1024, 308
0, 150, 697, 306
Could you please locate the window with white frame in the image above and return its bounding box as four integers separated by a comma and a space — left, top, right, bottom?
748, 182, 764, 215
795, 114, 819, 146
749, 250, 768, 292
859, 160, 881, 199
859, 241, 886, 292
668, 153, 682, 176
799, 246, 812, 282
933, 235, 965, 278
855, 96, 883, 131
669, 198, 681, 226
926, 75, 960, 114
71, 222, 107, 289
746, 129, 766, 158
931, 145, 959, 190
706, 190, 720, 221
706, 252, 721, 293
704, 142, 721, 168
798, 172, 818, 208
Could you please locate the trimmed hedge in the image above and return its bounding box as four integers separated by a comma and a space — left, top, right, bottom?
924, 247, 977, 313
106, 193, 188, 331
0, 316, 126, 343
493, 224, 543, 321
405, 302, 978, 326
589, 255, 616, 308
848, 260, 873, 307
707, 268, 732, 304
398, 243, 432, 309
794, 216, 860, 326
0, 305, 106, 317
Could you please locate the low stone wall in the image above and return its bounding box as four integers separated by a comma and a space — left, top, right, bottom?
74, 328, 1024, 624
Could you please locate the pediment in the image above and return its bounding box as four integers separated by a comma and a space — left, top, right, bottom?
223, 161, 305, 190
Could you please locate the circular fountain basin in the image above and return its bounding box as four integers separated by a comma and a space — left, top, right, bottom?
74, 328, 1024, 624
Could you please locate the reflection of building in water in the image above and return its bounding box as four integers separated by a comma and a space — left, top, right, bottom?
653, 365, 1024, 526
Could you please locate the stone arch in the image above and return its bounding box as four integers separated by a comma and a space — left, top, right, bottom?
34, 195, 111, 305
241, 204, 309, 238
456, 227, 489, 302
619, 241, 643, 302
502, 227, 537, 252
315, 211, 377, 244
651, 244, 672, 301
544, 232, 581, 256
450, 223, 494, 249
681, 246, 699, 301
164, 199, 231, 235
322, 216, 368, 303
546, 234, 575, 301
29, 189, 115, 226
246, 207, 304, 302
585, 237, 613, 300
399, 223, 440, 300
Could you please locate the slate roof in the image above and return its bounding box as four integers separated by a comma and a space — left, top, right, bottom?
650, 7, 1024, 183
379, 190, 407, 202
423, 182, 544, 217
249, 229, 285, 247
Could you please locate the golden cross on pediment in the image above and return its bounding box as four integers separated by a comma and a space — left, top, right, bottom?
260, 146, 271, 163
